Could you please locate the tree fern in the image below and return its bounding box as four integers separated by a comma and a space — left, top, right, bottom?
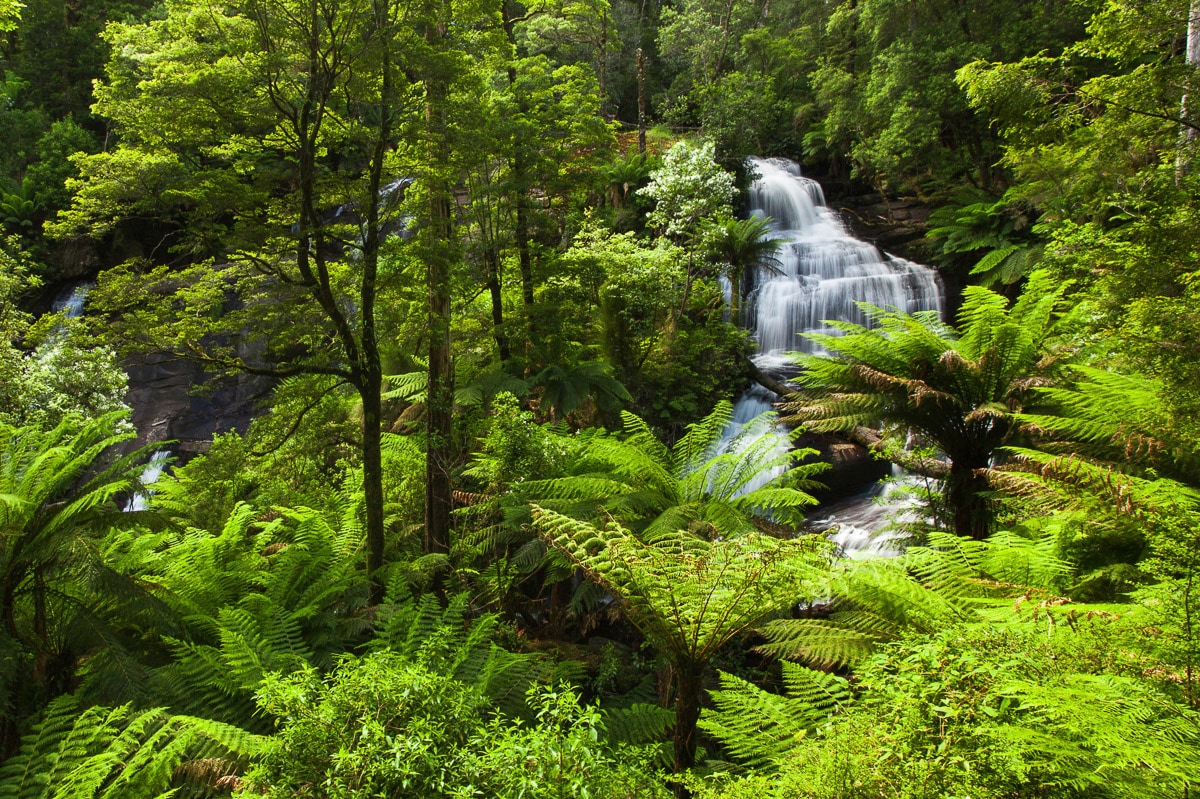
529, 401, 825, 542
699, 663, 851, 770
757, 529, 1070, 668
782, 270, 1072, 539
112, 503, 370, 728
0, 695, 263, 799
533, 505, 830, 776
0, 413, 163, 744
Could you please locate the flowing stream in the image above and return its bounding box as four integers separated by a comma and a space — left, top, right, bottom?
722, 157, 944, 554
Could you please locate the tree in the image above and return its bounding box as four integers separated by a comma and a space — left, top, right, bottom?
703, 214, 780, 327
0, 413, 151, 752
533, 507, 827, 796
781, 271, 1071, 539
58, 0, 502, 596
637, 139, 735, 244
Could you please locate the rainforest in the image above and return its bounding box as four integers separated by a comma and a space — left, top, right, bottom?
1, 0, 1199, 795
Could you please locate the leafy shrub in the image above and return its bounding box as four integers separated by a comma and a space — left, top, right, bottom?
240, 652, 668, 799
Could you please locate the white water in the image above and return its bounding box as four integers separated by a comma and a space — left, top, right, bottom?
722, 157, 944, 554
51, 282, 92, 320
745, 157, 943, 367
124, 450, 170, 512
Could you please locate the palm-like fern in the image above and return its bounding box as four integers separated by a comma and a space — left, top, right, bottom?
529, 401, 826, 541
994, 366, 1200, 514
0, 413, 166, 747
0, 695, 264, 799
756, 529, 1070, 668
368, 583, 547, 718
533, 505, 829, 780
110, 503, 370, 728
699, 662, 851, 770
704, 215, 781, 326
782, 270, 1071, 538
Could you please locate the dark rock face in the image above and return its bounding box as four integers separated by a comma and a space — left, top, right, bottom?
125, 351, 274, 455
831, 195, 933, 262
795, 430, 891, 502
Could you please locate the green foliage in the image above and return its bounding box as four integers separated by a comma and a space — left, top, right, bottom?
368, 587, 544, 717
783, 271, 1072, 538
693, 616, 1200, 799
0, 179, 38, 233
637, 140, 735, 242
699, 663, 851, 770
703, 215, 780, 324
242, 653, 667, 799
0, 695, 263, 799
105, 502, 370, 727
528, 400, 826, 541
533, 507, 827, 679
756, 528, 1070, 669
0, 413, 157, 736
25, 117, 98, 218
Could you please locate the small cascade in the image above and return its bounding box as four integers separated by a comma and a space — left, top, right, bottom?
51, 282, 92, 319
808, 467, 924, 557
720, 157, 944, 554
124, 451, 170, 512
714, 384, 791, 497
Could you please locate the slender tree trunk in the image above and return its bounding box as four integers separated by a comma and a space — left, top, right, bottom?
32, 569, 46, 669
361, 0, 393, 603
598, 9, 608, 115
670, 663, 706, 799
1179, 0, 1200, 179
484, 247, 511, 361
637, 47, 647, 155
424, 6, 454, 556
502, 5, 537, 354
361, 372, 387, 598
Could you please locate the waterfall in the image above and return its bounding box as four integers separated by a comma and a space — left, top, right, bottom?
723, 157, 944, 553
124, 450, 170, 512
51, 282, 92, 320
744, 157, 943, 368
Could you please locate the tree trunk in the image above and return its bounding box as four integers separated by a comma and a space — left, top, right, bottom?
946, 459, 991, 540
484, 247, 511, 362
423, 2, 454, 557
637, 48, 647, 155
362, 0, 392, 603
1179, 0, 1200, 178
670, 663, 706, 799
502, 3, 537, 354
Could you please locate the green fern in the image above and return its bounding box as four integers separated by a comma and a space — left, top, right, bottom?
699, 663, 851, 770
529, 401, 826, 542
109, 503, 370, 728
783, 270, 1072, 539
756, 529, 1070, 668
991, 674, 1200, 798
0, 696, 263, 799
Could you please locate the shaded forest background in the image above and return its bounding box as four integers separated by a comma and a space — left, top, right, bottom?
2, 0, 1200, 795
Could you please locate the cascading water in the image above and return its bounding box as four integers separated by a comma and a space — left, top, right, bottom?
51, 282, 92, 320
721, 157, 944, 554
744, 157, 943, 367
124, 450, 171, 512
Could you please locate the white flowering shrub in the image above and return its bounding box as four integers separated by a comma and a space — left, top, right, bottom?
637, 139, 735, 241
